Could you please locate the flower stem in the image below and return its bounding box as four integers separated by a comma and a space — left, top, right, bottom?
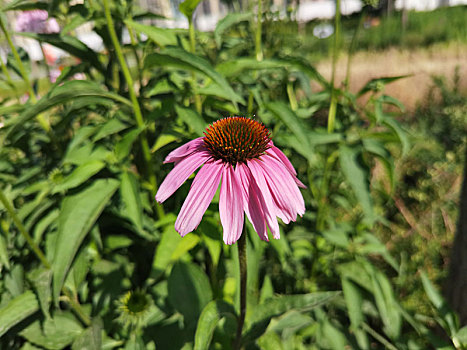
103, 0, 164, 219
188, 19, 202, 114
255, 0, 263, 62
234, 231, 247, 350
327, 0, 341, 134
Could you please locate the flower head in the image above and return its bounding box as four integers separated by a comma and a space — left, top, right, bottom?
156, 117, 305, 245
15, 10, 60, 34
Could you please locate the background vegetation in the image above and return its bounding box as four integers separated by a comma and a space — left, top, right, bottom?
0, 0, 466, 349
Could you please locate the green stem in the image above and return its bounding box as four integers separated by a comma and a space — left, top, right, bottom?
62, 289, 91, 326
255, 0, 263, 62
0, 189, 50, 269
234, 231, 247, 350
126, 24, 143, 89
327, 0, 341, 134
344, 8, 365, 89
188, 19, 202, 114
0, 49, 17, 93
103, 0, 164, 219
0, 16, 50, 132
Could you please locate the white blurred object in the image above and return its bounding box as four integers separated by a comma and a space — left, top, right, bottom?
313, 23, 334, 39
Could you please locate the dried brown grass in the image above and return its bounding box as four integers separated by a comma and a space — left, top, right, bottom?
314, 42, 467, 111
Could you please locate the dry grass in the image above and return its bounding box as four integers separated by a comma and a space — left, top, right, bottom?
315, 42, 467, 111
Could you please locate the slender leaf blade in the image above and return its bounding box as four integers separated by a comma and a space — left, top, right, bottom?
52, 179, 119, 303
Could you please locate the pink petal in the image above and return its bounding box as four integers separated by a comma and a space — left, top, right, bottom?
247, 159, 281, 239
155, 150, 210, 203
163, 137, 205, 164
175, 160, 223, 236
267, 143, 307, 189
219, 164, 244, 245
236, 163, 268, 241
258, 155, 305, 222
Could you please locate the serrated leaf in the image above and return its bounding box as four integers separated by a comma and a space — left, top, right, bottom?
0, 291, 39, 337
53, 179, 119, 303
357, 75, 410, 97
124, 19, 177, 47
194, 300, 236, 350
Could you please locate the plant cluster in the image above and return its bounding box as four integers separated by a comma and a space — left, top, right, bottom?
0, 0, 466, 349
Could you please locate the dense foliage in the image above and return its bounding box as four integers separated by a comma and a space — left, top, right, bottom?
0, 0, 466, 349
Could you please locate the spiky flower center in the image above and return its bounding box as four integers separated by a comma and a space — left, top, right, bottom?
203, 117, 271, 165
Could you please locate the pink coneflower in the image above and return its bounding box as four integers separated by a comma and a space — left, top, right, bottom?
156, 117, 305, 245
15, 10, 59, 34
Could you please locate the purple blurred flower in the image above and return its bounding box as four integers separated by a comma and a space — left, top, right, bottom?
15, 10, 59, 34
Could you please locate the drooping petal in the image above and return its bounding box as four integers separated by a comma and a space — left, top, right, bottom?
266, 143, 307, 189
163, 137, 205, 164
155, 150, 210, 203
219, 164, 244, 245
247, 159, 281, 239
175, 160, 223, 236
236, 163, 268, 241
258, 155, 305, 222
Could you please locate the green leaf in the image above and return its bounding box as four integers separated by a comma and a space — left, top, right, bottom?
266, 101, 312, 150
29, 267, 52, 319
16, 32, 104, 73
0, 290, 39, 337
244, 292, 340, 342
339, 145, 375, 226
151, 134, 179, 153
124, 19, 177, 47
342, 278, 364, 330
20, 313, 83, 349
93, 118, 129, 142
357, 75, 410, 97
72, 318, 102, 350
382, 116, 410, 156
52, 161, 105, 194
144, 48, 244, 105
0, 233, 10, 269
2, 0, 47, 11
52, 179, 119, 303
115, 128, 143, 161
3, 81, 131, 141
120, 171, 143, 230
167, 261, 213, 327
214, 12, 253, 47
421, 271, 458, 336
179, 0, 203, 20
175, 105, 206, 136
194, 300, 236, 350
